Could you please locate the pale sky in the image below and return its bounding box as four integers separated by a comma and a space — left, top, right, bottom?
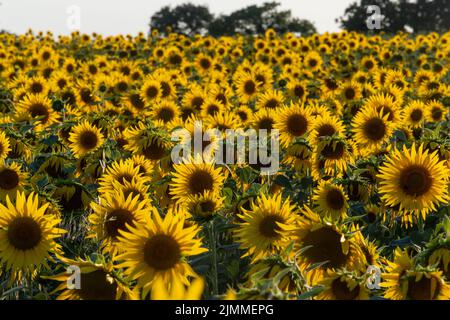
0, 0, 355, 35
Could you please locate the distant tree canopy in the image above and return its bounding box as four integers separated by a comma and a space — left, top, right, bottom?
337, 0, 450, 33
149, 2, 317, 37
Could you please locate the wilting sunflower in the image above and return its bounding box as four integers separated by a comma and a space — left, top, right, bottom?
381, 249, 450, 300
312, 180, 349, 221
89, 191, 148, 255
428, 247, 450, 279
170, 157, 224, 202
0, 162, 28, 201
0, 192, 65, 281
15, 93, 58, 131
151, 277, 204, 300
0, 131, 11, 162
47, 256, 138, 300
294, 206, 364, 277
315, 269, 369, 300
377, 143, 449, 219
352, 107, 393, 154
235, 193, 297, 261
274, 103, 312, 147
282, 142, 312, 173
114, 209, 207, 298
69, 120, 105, 158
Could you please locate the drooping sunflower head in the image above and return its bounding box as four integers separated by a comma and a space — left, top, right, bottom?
294, 206, 364, 276
316, 269, 369, 300
47, 257, 138, 300
68, 120, 105, 158
235, 193, 298, 261
0, 192, 65, 281
377, 143, 449, 219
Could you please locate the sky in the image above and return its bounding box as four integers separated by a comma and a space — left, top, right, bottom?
0, 0, 356, 35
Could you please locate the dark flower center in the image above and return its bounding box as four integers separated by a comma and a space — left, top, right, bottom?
8, 217, 42, 250
144, 234, 181, 270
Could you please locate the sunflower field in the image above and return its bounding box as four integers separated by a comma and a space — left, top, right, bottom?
0, 28, 449, 301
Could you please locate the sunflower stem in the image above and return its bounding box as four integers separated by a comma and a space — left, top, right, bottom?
208, 219, 219, 297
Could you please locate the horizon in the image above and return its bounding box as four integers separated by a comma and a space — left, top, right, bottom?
0, 0, 356, 36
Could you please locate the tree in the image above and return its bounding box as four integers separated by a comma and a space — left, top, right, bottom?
209, 2, 316, 37
149, 2, 317, 37
337, 0, 450, 33
150, 3, 214, 36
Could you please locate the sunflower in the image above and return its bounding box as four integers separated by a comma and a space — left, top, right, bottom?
274, 103, 312, 147
15, 93, 58, 131
352, 107, 393, 154
114, 209, 207, 298
151, 100, 180, 124
286, 79, 308, 102
256, 90, 284, 110
235, 193, 297, 261
186, 191, 224, 218
151, 277, 204, 300
235, 72, 260, 103
362, 92, 400, 124
294, 206, 364, 277
339, 81, 362, 104
402, 100, 426, 128
312, 137, 356, 179
0, 192, 65, 281
200, 97, 225, 118
140, 78, 162, 104
377, 143, 449, 219
282, 142, 312, 173
0, 162, 28, 201
170, 157, 224, 202
47, 256, 138, 300
315, 269, 369, 300
0, 131, 11, 162
428, 248, 450, 279
312, 180, 349, 221
308, 113, 345, 146
426, 100, 448, 123
89, 191, 148, 255
122, 91, 147, 114
98, 159, 151, 195
303, 51, 323, 72
250, 108, 276, 133
381, 249, 450, 300
68, 120, 105, 158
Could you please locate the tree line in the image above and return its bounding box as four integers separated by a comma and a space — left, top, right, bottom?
149, 0, 450, 36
